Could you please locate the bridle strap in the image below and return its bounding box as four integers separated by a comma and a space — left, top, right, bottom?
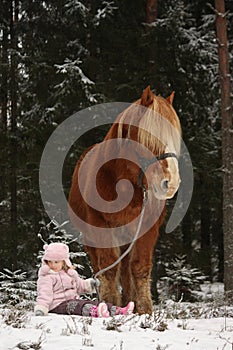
156, 152, 178, 162
137, 152, 178, 188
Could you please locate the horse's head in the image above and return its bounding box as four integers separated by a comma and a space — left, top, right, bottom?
143, 147, 180, 200
117, 86, 181, 200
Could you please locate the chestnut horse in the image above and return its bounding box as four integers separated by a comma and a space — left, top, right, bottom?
69, 86, 181, 314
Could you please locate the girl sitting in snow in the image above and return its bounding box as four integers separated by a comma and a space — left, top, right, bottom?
34, 242, 134, 317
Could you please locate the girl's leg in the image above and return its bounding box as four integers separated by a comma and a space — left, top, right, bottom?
49, 301, 69, 314
50, 299, 134, 317
49, 300, 98, 316
81, 300, 98, 316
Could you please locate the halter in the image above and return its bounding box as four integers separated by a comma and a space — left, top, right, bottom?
136, 151, 178, 189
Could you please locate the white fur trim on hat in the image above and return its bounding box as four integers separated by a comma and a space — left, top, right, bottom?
42, 242, 72, 267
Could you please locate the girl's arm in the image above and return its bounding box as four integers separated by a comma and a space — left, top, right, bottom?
68, 269, 96, 295
35, 275, 54, 316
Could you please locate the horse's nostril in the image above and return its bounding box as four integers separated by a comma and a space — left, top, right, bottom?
161, 179, 169, 191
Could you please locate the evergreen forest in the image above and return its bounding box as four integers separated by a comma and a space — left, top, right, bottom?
0, 0, 233, 294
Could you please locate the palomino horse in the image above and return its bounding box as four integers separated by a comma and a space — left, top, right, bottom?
69, 86, 181, 314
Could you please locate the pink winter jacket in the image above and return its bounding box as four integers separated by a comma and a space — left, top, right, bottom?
35, 265, 94, 315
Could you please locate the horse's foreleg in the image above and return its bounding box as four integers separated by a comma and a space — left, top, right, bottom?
130, 229, 159, 315
95, 247, 121, 306
120, 253, 135, 305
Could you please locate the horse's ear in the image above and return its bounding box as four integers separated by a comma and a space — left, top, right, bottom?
166, 91, 175, 105
141, 86, 154, 107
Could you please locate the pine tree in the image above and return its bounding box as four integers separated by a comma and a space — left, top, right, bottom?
0, 0, 117, 273
160, 255, 206, 302
149, 0, 222, 280
0, 268, 36, 307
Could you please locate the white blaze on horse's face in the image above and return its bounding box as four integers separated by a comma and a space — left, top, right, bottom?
164, 155, 180, 199
147, 151, 180, 200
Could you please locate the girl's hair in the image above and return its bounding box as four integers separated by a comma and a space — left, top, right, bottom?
63, 261, 75, 272
44, 260, 75, 272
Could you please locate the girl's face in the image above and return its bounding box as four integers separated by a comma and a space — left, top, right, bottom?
47, 260, 64, 272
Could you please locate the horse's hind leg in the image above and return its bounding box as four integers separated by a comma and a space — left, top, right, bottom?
91, 247, 121, 306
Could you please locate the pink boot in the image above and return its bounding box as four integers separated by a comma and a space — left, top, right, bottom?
90, 302, 110, 318
116, 301, 135, 316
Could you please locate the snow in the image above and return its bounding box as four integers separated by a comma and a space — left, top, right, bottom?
1, 283, 232, 349
1, 309, 233, 350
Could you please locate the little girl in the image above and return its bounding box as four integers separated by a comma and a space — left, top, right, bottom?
35, 242, 134, 317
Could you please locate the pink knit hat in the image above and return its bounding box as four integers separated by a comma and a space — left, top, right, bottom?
42, 243, 72, 267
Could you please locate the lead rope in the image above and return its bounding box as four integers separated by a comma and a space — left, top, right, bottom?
93, 186, 148, 300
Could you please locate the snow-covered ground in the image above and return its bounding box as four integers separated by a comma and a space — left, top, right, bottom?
1, 311, 233, 350
1, 283, 233, 350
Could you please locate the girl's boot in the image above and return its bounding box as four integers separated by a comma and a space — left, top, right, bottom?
114, 301, 135, 316
88, 302, 110, 317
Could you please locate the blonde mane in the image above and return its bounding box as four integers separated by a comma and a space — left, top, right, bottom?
117, 95, 181, 156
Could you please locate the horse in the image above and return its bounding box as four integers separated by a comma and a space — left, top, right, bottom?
68, 86, 181, 315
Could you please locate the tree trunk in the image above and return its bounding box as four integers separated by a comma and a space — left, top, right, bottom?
200, 185, 211, 279
146, 0, 158, 24
1, 28, 8, 131
0, 24, 9, 204
9, 0, 19, 269
182, 209, 192, 252
215, 0, 233, 299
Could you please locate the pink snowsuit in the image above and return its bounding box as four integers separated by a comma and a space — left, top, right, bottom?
35, 264, 93, 315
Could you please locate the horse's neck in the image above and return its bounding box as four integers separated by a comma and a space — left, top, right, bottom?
104, 122, 119, 140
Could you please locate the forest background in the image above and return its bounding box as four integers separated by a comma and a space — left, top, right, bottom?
0, 0, 232, 298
